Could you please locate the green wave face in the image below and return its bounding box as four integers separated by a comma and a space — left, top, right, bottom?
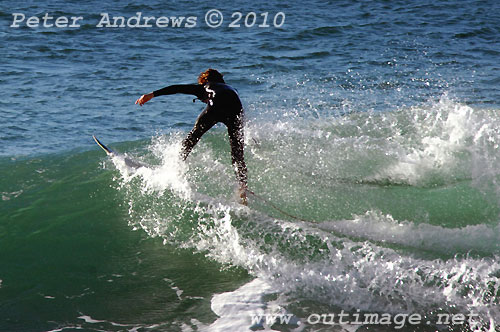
1, 98, 500, 330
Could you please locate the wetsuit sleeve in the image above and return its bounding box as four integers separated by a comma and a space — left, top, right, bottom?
153, 84, 206, 100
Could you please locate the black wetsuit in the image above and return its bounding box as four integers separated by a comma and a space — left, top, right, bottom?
153, 82, 248, 187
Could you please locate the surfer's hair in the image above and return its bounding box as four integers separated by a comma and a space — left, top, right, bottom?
198, 69, 225, 85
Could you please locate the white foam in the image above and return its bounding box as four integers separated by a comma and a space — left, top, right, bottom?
207, 278, 303, 332
318, 210, 500, 255
164, 278, 184, 300
1, 190, 23, 201
78, 315, 105, 324
77, 314, 149, 329
111, 133, 193, 201
369, 97, 476, 185
45, 327, 83, 332
184, 202, 500, 327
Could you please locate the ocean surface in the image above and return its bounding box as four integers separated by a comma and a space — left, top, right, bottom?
1, 0, 499, 331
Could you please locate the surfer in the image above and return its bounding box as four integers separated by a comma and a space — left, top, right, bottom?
135, 69, 248, 204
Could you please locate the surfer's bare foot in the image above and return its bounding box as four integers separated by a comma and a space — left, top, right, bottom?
238, 186, 248, 206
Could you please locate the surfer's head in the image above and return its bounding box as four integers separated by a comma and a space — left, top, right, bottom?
198, 69, 225, 85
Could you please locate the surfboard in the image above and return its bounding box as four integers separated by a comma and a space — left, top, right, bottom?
93, 135, 114, 155
93, 135, 148, 169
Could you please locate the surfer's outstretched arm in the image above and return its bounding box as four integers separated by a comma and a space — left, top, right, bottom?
135, 84, 207, 106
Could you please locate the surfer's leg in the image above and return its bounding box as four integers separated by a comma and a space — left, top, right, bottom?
227, 114, 248, 190
181, 108, 218, 160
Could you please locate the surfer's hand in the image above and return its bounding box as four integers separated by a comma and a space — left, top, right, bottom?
135, 93, 154, 106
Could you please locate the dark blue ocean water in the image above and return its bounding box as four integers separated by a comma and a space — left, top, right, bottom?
1, 0, 498, 156
1, 1, 500, 331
